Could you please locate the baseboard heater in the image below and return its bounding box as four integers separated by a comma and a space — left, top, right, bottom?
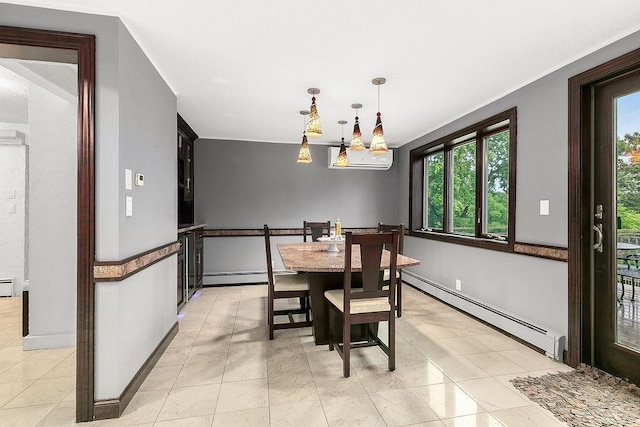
0, 278, 13, 297
403, 270, 565, 360
203, 269, 294, 286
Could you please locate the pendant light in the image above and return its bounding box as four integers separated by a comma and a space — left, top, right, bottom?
369, 77, 388, 154
304, 88, 322, 138
349, 103, 365, 151
336, 120, 349, 167
297, 110, 312, 163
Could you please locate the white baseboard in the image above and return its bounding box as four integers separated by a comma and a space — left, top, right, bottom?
22, 333, 75, 350
202, 270, 298, 286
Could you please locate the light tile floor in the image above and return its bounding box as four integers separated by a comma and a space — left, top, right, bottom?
0, 285, 574, 426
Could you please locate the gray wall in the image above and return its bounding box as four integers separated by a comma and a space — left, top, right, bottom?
195, 140, 399, 276
397, 29, 640, 340
117, 20, 177, 258
1, 4, 178, 400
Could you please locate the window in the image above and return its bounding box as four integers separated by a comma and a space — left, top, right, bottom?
410, 108, 516, 251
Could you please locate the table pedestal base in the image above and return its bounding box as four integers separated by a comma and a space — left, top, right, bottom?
307, 272, 378, 345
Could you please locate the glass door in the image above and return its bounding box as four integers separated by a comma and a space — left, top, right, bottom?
593, 70, 640, 384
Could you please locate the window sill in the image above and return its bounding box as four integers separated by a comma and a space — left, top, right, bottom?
409, 229, 513, 252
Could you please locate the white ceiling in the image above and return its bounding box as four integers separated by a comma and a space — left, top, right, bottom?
5, 1, 640, 147
0, 58, 77, 124
0, 64, 28, 123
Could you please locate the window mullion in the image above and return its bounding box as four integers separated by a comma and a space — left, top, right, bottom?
444, 148, 453, 233
475, 135, 484, 238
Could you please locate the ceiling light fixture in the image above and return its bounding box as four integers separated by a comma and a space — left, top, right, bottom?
336, 120, 349, 167
297, 110, 312, 163
349, 103, 365, 151
369, 77, 388, 154
304, 88, 322, 138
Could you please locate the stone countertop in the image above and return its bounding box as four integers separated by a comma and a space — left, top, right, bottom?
277, 242, 420, 273
178, 223, 207, 234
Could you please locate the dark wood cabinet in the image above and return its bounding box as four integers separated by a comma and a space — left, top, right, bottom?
195, 230, 204, 288
177, 235, 186, 311
178, 226, 204, 310
178, 114, 197, 224
177, 114, 201, 310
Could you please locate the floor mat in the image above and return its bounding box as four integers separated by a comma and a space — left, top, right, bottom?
511, 364, 640, 426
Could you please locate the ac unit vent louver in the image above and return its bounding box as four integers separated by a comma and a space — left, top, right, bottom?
328, 147, 393, 170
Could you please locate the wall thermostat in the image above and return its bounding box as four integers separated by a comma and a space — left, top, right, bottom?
135, 173, 145, 186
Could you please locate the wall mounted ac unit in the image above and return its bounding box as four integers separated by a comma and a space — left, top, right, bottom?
327, 147, 393, 170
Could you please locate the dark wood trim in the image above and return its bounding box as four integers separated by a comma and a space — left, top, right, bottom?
177, 113, 198, 141
93, 322, 179, 420
94, 241, 180, 282
22, 290, 28, 337
0, 26, 97, 423
202, 227, 380, 238
513, 242, 568, 261
202, 227, 564, 262
568, 47, 640, 368
408, 108, 517, 252
409, 230, 512, 252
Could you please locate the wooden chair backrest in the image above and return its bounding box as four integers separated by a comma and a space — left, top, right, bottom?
263, 224, 275, 288
378, 223, 404, 254
303, 221, 331, 242
343, 231, 398, 311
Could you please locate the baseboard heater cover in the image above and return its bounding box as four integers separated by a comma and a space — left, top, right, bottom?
403, 270, 566, 360
203, 270, 294, 286
0, 278, 13, 297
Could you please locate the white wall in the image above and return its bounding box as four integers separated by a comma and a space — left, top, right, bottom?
24, 81, 77, 349
0, 142, 26, 295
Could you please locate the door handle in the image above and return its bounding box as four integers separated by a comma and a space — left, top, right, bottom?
593, 224, 603, 252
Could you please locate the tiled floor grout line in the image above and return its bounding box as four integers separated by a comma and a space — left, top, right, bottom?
0, 286, 574, 425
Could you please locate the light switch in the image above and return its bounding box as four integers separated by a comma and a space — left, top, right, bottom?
135, 173, 144, 186
125, 169, 133, 190
8, 203, 16, 214
540, 199, 550, 216
125, 196, 133, 217
8, 189, 15, 199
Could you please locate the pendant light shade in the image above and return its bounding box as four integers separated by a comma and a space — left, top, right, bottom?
336, 120, 349, 167
297, 135, 312, 163
304, 88, 322, 138
349, 103, 365, 151
369, 78, 388, 154
297, 110, 312, 163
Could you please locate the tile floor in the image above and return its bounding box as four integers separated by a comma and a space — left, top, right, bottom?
0, 284, 575, 426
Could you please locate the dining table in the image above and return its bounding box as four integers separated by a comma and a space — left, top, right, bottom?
277, 240, 421, 345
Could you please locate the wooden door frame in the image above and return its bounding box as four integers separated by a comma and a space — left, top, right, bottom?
0, 26, 95, 422
568, 47, 640, 368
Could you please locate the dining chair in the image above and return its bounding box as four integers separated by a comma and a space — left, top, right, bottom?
303, 220, 331, 242
378, 223, 405, 317
324, 230, 399, 378
264, 224, 312, 340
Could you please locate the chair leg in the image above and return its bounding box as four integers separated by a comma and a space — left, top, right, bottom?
268, 290, 274, 340
388, 312, 395, 372
343, 314, 351, 378
328, 307, 335, 351
305, 296, 311, 322
396, 278, 402, 317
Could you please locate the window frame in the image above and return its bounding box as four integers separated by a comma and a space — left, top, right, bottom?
409, 107, 517, 252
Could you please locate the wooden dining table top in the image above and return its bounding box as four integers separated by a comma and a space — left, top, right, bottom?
277, 242, 420, 273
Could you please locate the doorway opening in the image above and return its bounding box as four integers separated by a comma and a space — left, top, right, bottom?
0, 26, 95, 422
